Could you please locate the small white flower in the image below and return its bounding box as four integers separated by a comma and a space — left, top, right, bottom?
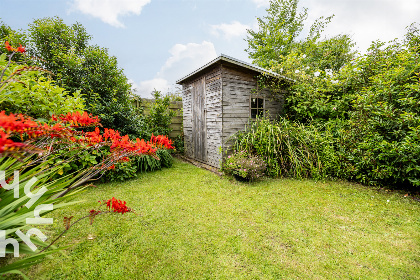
280, 68, 283, 73
325, 69, 333, 76
314, 71, 320, 77
331, 80, 338, 84
387, 200, 390, 202
302, 54, 307, 58
295, 70, 300, 74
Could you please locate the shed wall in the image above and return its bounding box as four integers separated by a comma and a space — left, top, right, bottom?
182, 66, 223, 167
221, 65, 283, 163
182, 63, 284, 168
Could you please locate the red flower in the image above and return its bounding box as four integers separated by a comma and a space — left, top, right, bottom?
103, 128, 121, 142
106, 197, 132, 214
4, 41, 26, 53
150, 134, 174, 149
16, 44, 26, 53
59, 111, 100, 127
85, 127, 103, 144
4, 41, 13, 51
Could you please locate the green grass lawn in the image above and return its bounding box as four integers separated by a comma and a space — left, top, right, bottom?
25, 159, 420, 279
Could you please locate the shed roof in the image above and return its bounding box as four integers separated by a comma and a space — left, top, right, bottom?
176, 54, 293, 84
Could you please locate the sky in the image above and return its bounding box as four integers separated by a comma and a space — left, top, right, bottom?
1, 0, 419, 98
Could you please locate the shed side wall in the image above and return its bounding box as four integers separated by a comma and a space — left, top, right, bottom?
221, 65, 283, 163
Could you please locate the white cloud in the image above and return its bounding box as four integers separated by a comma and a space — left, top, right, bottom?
72, 0, 151, 28
159, 41, 218, 77
128, 79, 140, 93
210, 21, 250, 39
137, 41, 218, 97
252, 0, 270, 8
303, 0, 420, 53
137, 78, 170, 98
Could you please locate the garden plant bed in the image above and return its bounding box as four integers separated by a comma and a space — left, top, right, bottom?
24, 159, 420, 279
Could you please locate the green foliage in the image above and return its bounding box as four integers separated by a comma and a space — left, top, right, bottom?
335, 35, 420, 188
246, 0, 355, 71
173, 134, 185, 154
135, 149, 173, 173
27, 16, 90, 92
0, 20, 28, 64
245, 0, 419, 190
0, 53, 85, 120
24, 17, 146, 138
233, 117, 339, 180
102, 161, 138, 182
250, 20, 420, 190
102, 149, 174, 182
0, 154, 86, 278
146, 91, 177, 137
246, 0, 308, 68
222, 150, 267, 182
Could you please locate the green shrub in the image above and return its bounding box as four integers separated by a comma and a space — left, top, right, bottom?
0, 54, 85, 120
222, 150, 267, 182
101, 149, 174, 182
135, 149, 173, 173
250, 21, 420, 190
102, 161, 138, 182
233, 117, 340, 180
8, 16, 148, 138
145, 91, 177, 137
173, 134, 185, 154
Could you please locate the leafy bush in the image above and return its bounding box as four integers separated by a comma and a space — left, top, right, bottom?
0, 53, 85, 120
246, 0, 420, 190
222, 150, 267, 182
274, 25, 420, 189
102, 149, 174, 182
145, 91, 177, 137
135, 149, 173, 172
102, 161, 138, 182
1, 16, 148, 138
173, 134, 185, 154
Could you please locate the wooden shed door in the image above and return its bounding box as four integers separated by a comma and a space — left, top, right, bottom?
192, 77, 206, 162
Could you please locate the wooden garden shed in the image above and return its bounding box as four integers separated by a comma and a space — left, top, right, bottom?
176, 54, 290, 168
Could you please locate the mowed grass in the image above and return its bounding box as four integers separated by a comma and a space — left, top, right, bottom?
26, 159, 420, 279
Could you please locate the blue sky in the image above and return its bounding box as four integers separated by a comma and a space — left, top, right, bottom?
1, 0, 419, 98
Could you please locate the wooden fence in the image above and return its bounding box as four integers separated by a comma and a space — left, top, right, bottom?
133, 99, 183, 139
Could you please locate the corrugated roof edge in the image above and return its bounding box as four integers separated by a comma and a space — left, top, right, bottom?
176, 54, 294, 84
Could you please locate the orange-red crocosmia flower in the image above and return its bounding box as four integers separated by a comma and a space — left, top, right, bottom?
85, 127, 103, 144
149, 134, 174, 149
4, 41, 13, 51
106, 197, 131, 214
16, 44, 26, 53
0, 130, 25, 154
59, 111, 100, 127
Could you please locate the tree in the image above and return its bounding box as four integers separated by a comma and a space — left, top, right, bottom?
27, 17, 90, 93
246, 0, 355, 72
25, 17, 146, 138
246, 0, 308, 69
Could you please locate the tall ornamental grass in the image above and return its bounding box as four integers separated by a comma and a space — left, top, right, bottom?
233, 117, 339, 180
